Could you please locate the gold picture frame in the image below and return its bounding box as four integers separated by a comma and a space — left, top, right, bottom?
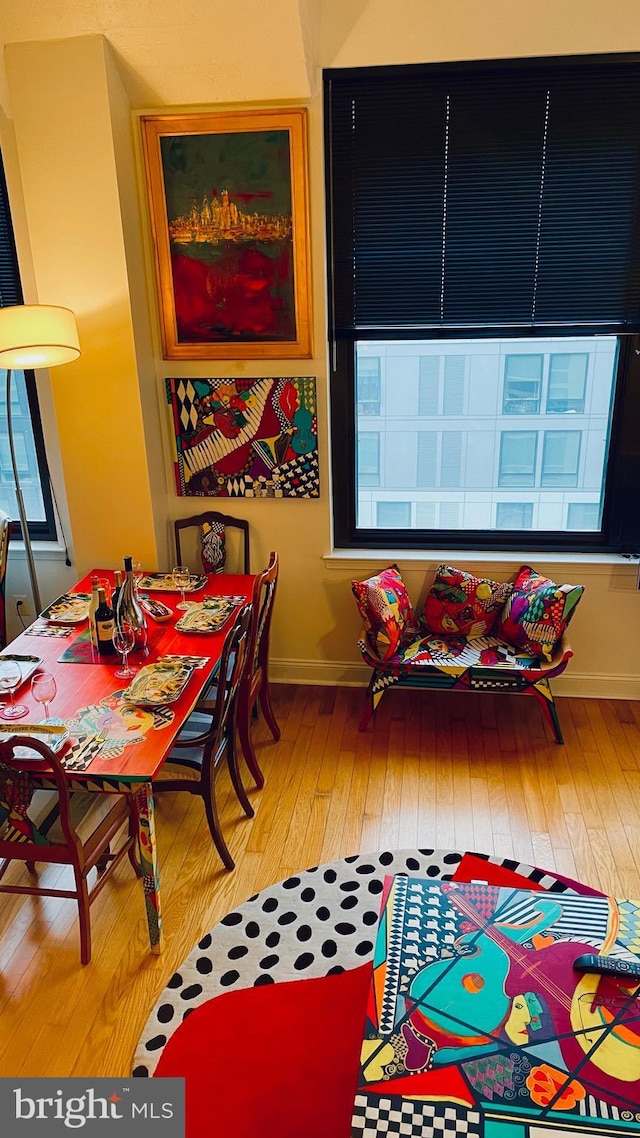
141, 108, 312, 360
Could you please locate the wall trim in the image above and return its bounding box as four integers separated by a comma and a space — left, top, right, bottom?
270, 658, 640, 701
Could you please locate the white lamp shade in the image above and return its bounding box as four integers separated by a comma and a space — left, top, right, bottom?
0, 304, 80, 368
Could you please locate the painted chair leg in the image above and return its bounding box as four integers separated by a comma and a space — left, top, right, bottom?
529, 680, 564, 744
359, 676, 378, 731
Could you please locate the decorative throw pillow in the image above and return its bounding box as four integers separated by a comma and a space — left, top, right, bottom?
351, 565, 416, 660
495, 565, 584, 662
422, 564, 513, 639
200, 520, 226, 574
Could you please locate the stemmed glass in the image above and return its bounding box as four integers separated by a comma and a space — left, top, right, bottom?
133, 561, 144, 600
172, 565, 190, 610
113, 621, 136, 679
0, 659, 29, 720
31, 671, 57, 721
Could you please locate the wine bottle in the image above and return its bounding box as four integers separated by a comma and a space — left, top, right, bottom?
88, 575, 100, 649
116, 555, 148, 653
111, 569, 123, 616
95, 588, 116, 656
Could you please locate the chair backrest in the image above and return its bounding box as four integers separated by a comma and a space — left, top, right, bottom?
245, 552, 279, 695
0, 735, 82, 863
0, 511, 11, 648
206, 603, 253, 760
174, 511, 250, 576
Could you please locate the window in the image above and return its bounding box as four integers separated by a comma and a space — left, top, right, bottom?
357, 432, 380, 487
499, 431, 537, 487
503, 355, 542, 414
356, 357, 381, 416
416, 432, 437, 487
377, 501, 411, 527
567, 502, 600, 530
326, 54, 640, 553
547, 353, 588, 413
0, 151, 55, 539
541, 431, 581, 487
496, 502, 534, 529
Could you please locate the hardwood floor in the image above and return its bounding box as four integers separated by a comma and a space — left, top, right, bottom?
1, 682, 639, 1076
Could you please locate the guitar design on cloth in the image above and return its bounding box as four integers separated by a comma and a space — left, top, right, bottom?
404, 885, 640, 1106
65, 695, 174, 759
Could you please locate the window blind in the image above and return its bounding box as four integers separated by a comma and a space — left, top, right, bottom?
326, 56, 640, 338
0, 152, 22, 308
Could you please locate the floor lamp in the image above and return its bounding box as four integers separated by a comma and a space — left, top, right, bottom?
0, 304, 80, 615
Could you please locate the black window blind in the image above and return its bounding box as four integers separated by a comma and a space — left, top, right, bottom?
0, 151, 23, 308
326, 56, 640, 339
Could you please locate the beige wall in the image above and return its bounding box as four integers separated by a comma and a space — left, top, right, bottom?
2, 1, 640, 696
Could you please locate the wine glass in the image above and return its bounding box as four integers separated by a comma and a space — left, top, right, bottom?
172, 565, 190, 610
113, 621, 136, 679
0, 659, 28, 720
31, 671, 57, 721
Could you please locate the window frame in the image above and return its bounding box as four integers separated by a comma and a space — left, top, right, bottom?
0, 151, 57, 542
326, 53, 640, 556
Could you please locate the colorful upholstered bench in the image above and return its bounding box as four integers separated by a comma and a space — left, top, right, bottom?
353, 564, 583, 743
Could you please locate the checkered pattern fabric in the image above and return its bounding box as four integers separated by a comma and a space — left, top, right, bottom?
352, 1094, 481, 1137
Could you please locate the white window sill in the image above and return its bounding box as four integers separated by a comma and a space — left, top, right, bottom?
9, 540, 69, 561
324, 549, 639, 581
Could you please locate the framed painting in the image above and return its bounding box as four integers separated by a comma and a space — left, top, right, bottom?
141, 109, 312, 359
166, 376, 319, 498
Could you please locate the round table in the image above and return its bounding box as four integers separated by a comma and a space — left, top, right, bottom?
133, 847, 576, 1078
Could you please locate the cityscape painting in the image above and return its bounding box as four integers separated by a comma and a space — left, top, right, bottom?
141, 109, 312, 359
166, 376, 319, 498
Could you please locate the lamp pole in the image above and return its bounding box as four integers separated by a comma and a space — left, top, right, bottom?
0, 304, 80, 620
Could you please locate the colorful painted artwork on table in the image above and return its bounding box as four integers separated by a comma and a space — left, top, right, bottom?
64, 697, 174, 759
167, 375, 319, 498
352, 876, 640, 1137
140, 110, 311, 359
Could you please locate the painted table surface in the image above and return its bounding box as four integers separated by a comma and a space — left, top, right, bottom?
134, 850, 640, 1137
7, 568, 254, 953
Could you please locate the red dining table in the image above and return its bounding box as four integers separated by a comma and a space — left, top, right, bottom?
3, 567, 254, 954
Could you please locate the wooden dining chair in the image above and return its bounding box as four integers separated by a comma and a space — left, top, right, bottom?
0, 735, 141, 964
0, 511, 11, 648
153, 603, 253, 871
174, 511, 250, 576
195, 553, 280, 792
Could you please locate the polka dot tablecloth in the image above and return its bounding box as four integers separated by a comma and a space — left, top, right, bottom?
133, 847, 571, 1076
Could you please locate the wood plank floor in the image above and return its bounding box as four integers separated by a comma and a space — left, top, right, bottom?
1, 683, 639, 1076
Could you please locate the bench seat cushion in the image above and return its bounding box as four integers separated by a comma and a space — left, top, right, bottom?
359, 631, 541, 674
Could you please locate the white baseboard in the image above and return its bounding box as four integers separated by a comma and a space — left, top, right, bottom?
270, 659, 640, 701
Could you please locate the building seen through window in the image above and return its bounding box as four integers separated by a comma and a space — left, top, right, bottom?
356, 337, 616, 533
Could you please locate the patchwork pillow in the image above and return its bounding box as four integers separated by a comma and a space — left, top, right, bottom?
351, 566, 416, 660
422, 564, 513, 639
200, 519, 226, 574
495, 565, 584, 662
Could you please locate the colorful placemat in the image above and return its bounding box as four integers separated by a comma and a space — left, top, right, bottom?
57, 625, 165, 664
24, 624, 74, 638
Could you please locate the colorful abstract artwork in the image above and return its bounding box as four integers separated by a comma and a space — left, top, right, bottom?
353, 876, 640, 1136
141, 109, 311, 359
167, 375, 319, 499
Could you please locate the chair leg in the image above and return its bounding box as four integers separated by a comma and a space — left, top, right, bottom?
359, 674, 379, 731
237, 694, 265, 790
258, 677, 280, 742
227, 734, 254, 819
202, 765, 235, 871
127, 808, 143, 877
74, 868, 92, 965
529, 679, 564, 744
